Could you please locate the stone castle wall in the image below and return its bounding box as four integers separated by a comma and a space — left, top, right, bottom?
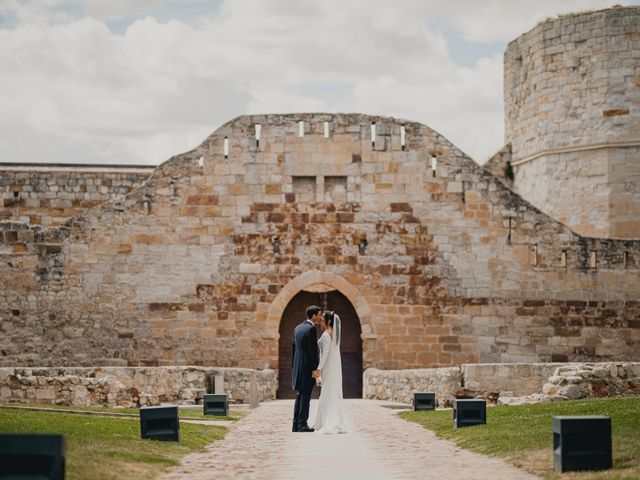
0, 163, 154, 226
1, 114, 638, 373
503, 7, 640, 238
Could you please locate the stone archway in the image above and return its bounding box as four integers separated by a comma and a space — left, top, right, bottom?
266, 270, 371, 332
277, 289, 362, 399
268, 271, 370, 399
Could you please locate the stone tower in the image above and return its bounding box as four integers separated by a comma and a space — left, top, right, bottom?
498, 6, 640, 239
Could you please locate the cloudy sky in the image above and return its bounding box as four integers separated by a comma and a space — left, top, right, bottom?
0, 0, 636, 166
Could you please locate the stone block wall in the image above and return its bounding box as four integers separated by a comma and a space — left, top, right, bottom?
511, 146, 640, 239
504, 7, 640, 238
505, 6, 640, 159
0, 114, 639, 373
365, 362, 640, 406
461, 363, 570, 397
363, 367, 461, 406
0, 367, 276, 407
0, 164, 153, 226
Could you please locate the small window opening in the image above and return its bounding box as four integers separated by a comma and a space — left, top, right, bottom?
400, 125, 406, 150
324, 121, 330, 139
431, 156, 437, 177
531, 244, 538, 266
224, 137, 229, 158
590, 251, 597, 269
298, 121, 305, 138
358, 239, 368, 255
371, 123, 376, 148
255, 124, 261, 149
560, 250, 567, 268
198, 156, 204, 168
624, 251, 629, 269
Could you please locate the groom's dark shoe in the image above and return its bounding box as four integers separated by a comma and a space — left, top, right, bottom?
292, 425, 299, 432
298, 425, 314, 432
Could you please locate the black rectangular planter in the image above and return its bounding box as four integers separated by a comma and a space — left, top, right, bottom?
413, 392, 436, 411
553, 416, 612, 473
453, 399, 486, 428
0, 433, 65, 480
140, 405, 180, 442
203, 394, 229, 416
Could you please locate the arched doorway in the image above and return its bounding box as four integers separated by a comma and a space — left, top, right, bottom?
277, 289, 363, 399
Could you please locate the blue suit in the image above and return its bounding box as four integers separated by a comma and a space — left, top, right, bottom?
291, 320, 319, 429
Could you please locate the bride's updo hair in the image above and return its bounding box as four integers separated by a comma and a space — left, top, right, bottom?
323, 311, 335, 328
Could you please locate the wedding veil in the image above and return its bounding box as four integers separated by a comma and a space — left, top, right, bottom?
333, 313, 341, 348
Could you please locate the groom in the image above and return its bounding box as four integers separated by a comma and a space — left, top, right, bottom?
291, 305, 322, 432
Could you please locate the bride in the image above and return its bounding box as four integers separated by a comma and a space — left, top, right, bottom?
312, 310, 347, 434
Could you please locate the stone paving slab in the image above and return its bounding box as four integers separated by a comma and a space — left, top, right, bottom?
160, 399, 539, 480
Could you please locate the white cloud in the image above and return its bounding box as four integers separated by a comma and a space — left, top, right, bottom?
75, 0, 171, 21
0, 0, 634, 165
0, 0, 173, 22
436, 0, 629, 43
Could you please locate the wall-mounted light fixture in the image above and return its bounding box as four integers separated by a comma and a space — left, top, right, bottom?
358, 239, 368, 255
273, 237, 281, 254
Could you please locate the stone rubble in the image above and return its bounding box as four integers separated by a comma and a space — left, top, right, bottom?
0, 366, 276, 407
498, 362, 640, 405
365, 362, 640, 407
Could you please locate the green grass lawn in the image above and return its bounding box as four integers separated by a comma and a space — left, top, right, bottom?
0, 408, 227, 480
0, 402, 246, 421
400, 397, 640, 480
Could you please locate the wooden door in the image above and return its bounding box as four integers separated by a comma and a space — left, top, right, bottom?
277, 289, 362, 399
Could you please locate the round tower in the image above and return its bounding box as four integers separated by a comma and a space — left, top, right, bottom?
504, 6, 640, 239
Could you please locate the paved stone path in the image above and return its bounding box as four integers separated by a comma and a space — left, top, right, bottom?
160, 399, 539, 480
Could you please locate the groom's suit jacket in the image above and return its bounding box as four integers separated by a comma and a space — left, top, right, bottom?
291, 320, 319, 393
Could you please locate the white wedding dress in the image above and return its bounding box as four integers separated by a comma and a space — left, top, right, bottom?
312, 314, 348, 434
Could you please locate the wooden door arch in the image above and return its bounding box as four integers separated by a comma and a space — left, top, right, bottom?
277, 289, 363, 399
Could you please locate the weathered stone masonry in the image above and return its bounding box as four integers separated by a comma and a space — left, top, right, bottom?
1, 113, 639, 377
0, 163, 153, 226
0, 366, 276, 406
488, 7, 640, 239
